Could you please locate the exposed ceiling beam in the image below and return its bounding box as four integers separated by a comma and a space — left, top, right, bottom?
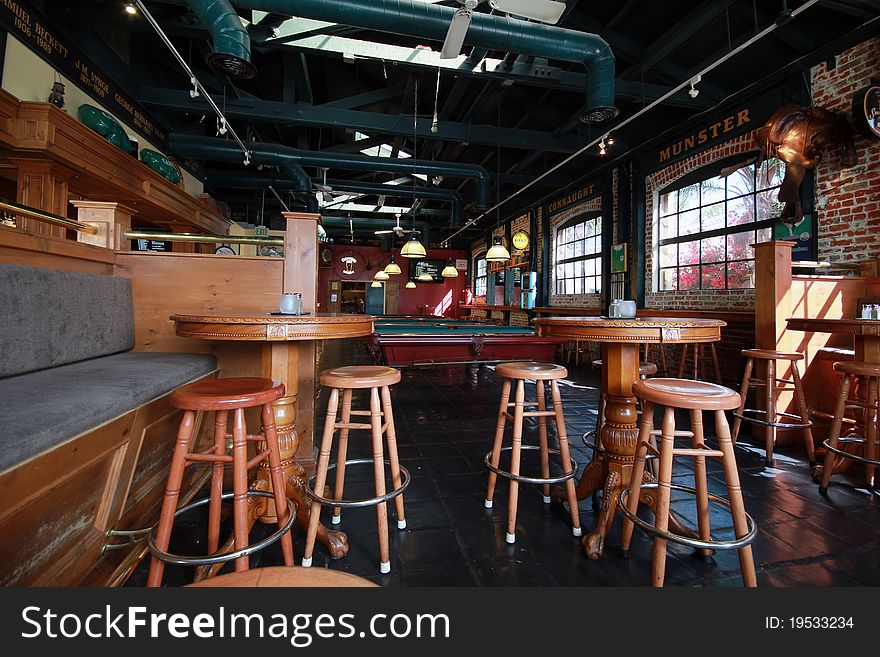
140, 87, 593, 152
320, 83, 407, 110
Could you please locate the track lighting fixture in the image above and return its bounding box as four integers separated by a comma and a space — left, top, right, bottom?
689, 74, 701, 99
124, 3, 137, 15
598, 137, 606, 156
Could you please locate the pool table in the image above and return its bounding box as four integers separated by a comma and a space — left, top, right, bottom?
368, 319, 566, 367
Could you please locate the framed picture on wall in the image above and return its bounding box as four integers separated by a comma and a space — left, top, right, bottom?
611, 243, 628, 273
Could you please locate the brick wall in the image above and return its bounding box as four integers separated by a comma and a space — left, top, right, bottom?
812, 36, 880, 263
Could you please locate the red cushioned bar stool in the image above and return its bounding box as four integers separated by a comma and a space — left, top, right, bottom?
485, 362, 581, 544
302, 366, 409, 574
147, 377, 295, 587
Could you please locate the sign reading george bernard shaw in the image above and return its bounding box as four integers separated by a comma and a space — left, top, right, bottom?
0, 0, 167, 144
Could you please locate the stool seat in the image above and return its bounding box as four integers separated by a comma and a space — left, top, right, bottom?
593, 360, 658, 377
171, 377, 284, 410
833, 360, 880, 378
495, 361, 567, 380
741, 348, 804, 362
186, 566, 378, 588
634, 378, 740, 411
320, 365, 401, 389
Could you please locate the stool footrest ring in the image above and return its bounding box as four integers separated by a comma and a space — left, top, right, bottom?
822, 438, 880, 467
618, 482, 758, 551
305, 458, 410, 508
484, 445, 577, 485
148, 490, 295, 567
734, 408, 812, 430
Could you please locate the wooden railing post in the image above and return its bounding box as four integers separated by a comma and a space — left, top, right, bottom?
71, 201, 136, 251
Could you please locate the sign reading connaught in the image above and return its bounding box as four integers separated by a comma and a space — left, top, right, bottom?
0, 0, 167, 144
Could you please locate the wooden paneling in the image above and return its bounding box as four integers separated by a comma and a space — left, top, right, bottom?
114, 251, 284, 354
0, 225, 116, 274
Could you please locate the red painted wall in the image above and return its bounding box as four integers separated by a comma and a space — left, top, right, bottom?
318, 244, 468, 317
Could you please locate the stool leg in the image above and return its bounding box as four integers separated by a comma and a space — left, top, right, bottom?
506, 379, 526, 544
369, 386, 391, 573
820, 374, 852, 493
381, 385, 407, 529
332, 389, 353, 525
710, 344, 722, 384
659, 344, 669, 375
302, 387, 339, 567
651, 407, 676, 588
715, 410, 757, 587
764, 358, 777, 467
691, 409, 713, 559
732, 358, 753, 443
551, 379, 582, 536
678, 345, 688, 379
695, 344, 702, 381
864, 377, 878, 489
790, 364, 816, 465
147, 410, 196, 587
230, 408, 250, 572
536, 380, 552, 502
485, 378, 512, 508
261, 403, 294, 567
620, 401, 654, 555
207, 410, 228, 555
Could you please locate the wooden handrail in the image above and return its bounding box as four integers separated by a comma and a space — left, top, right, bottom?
124, 230, 282, 246
0, 199, 99, 235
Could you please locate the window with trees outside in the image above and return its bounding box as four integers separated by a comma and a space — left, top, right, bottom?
554, 213, 603, 295
657, 157, 785, 291
474, 256, 487, 296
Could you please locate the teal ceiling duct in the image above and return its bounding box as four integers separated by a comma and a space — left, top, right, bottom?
168, 133, 491, 208
187, 0, 256, 79
230, 0, 617, 121
203, 171, 465, 226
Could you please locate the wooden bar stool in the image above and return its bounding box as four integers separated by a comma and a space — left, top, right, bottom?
818, 360, 880, 495
731, 349, 816, 467
485, 362, 581, 543
147, 378, 295, 587
619, 378, 758, 587
643, 343, 669, 375
302, 366, 409, 574
677, 342, 722, 383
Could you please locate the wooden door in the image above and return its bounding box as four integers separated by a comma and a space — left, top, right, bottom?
365, 283, 385, 315
328, 280, 342, 313
385, 281, 399, 315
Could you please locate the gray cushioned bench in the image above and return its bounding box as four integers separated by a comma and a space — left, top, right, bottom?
0, 263, 217, 473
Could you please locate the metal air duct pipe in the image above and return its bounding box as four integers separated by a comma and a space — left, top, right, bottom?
186, 0, 256, 79
231, 0, 616, 121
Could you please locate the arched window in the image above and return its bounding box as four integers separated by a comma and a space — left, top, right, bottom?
657, 156, 785, 290
554, 212, 603, 295
473, 254, 487, 296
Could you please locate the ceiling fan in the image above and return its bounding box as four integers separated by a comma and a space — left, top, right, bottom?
440, 0, 567, 59
375, 214, 421, 238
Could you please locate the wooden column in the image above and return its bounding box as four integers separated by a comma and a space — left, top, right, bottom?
282, 211, 320, 467
11, 158, 73, 238
282, 212, 319, 313
70, 201, 136, 251
753, 241, 796, 442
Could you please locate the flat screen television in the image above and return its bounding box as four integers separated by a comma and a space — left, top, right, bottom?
409, 259, 444, 283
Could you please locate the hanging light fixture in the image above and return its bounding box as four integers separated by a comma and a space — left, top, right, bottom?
406, 281, 417, 289
486, 236, 511, 262
374, 269, 390, 281
401, 233, 426, 259
384, 255, 402, 275
441, 258, 459, 278
371, 281, 383, 288
418, 272, 434, 282
401, 77, 427, 259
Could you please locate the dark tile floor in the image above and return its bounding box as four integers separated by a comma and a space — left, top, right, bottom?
129, 339, 880, 587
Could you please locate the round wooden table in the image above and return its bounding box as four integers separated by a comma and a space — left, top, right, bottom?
535, 316, 725, 559
186, 566, 377, 588
171, 312, 375, 567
